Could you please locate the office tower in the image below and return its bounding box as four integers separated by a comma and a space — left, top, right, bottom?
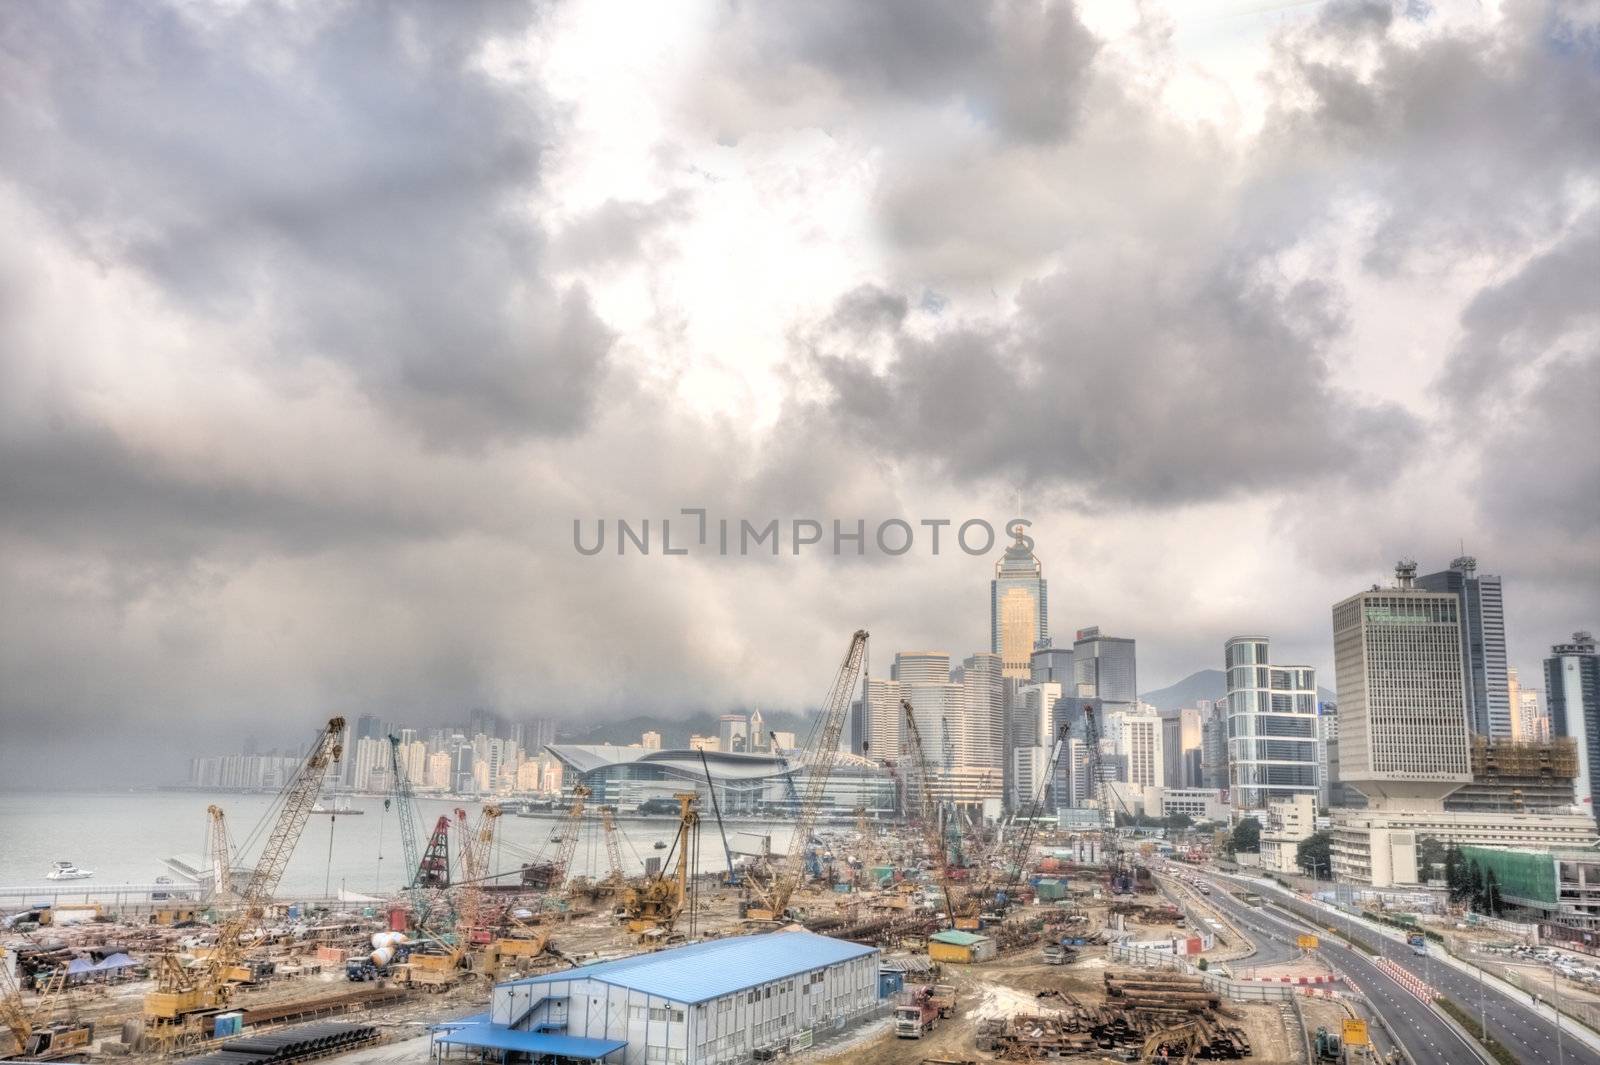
959, 651, 1006, 777
1332, 561, 1471, 803
1160, 708, 1203, 790
1419, 557, 1510, 737
718, 714, 749, 753
1548, 632, 1600, 819
1012, 681, 1061, 809
1072, 627, 1137, 709
641, 730, 662, 750
1115, 711, 1164, 789
863, 676, 903, 761
452, 742, 478, 793
1198, 699, 1229, 791
749, 708, 766, 751
1030, 646, 1073, 685
1225, 635, 1320, 810
1507, 667, 1545, 742
991, 529, 1048, 679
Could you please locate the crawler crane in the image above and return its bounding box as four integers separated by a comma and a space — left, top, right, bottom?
143, 718, 345, 1049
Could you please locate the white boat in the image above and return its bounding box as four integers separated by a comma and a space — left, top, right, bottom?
45, 861, 94, 881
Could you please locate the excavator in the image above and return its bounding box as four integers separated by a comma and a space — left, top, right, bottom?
744, 630, 869, 921
143, 717, 345, 1049
617, 792, 699, 941
1, 955, 90, 1063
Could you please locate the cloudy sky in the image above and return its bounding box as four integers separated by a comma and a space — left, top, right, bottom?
1, 0, 1596, 784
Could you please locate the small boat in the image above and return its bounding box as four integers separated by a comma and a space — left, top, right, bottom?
45, 861, 94, 881
653, 841, 668, 850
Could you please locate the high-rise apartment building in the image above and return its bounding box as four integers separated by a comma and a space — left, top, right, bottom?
1225, 636, 1319, 810
1331, 561, 1471, 803
1419, 557, 1510, 737
1072, 628, 1137, 709
991, 529, 1048, 679
1507, 667, 1544, 741
641, 730, 662, 750
1548, 632, 1600, 821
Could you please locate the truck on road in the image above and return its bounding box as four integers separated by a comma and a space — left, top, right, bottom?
895, 988, 941, 1038
1407, 933, 1427, 956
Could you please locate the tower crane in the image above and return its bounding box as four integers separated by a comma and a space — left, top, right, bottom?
144, 718, 345, 1047
745, 629, 869, 921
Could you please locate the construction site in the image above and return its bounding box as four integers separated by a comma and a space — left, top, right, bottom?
3, 632, 1322, 1065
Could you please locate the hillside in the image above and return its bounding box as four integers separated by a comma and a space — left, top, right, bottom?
1141, 669, 1336, 711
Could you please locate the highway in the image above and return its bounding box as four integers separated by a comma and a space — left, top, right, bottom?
1199, 869, 1600, 1065
1178, 872, 1465, 1065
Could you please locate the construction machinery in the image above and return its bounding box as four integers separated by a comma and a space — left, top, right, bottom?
385, 734, 428, 921
205, 805, 235, 902
618, 793, 699, 941
143, 717, 346, 1048
599, 805, 626, 896
454, 805, 502, 945
899, 699, 962, 928
1082, 704, 1134, 895
418, 815, 452, 889
745, 629, 869, 921
2, 958, 91, 1063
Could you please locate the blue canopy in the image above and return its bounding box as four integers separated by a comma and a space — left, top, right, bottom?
436, 1023, 624, 1060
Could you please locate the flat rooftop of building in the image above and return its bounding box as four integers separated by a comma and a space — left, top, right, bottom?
499, 930, 876, 1004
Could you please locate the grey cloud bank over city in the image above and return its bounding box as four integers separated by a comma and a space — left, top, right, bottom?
1, 0, 1596, 785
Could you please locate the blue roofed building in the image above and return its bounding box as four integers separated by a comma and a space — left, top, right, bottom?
438, 930, 881, 1065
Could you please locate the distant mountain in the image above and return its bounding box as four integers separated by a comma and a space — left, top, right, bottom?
1141, 669, 1336, 711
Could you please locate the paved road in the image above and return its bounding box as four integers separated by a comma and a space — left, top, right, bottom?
1201, 870, 1600, 1065
1189, 876, 1467, 1065
1160, 876, 1302, 967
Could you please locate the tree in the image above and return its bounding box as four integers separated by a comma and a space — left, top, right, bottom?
1227, 816, 1261, 855
1445, 845, 1469, 902
1417, 837, 1446, 881
1485, 868, 1504, 917
1296, 832, 1332, 878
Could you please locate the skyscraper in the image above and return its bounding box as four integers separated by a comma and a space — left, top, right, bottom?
1418, 557, 1510, 738
1224, 636, 1319, 810
991, 529, 1048, 679
718, 714, 749, 753
1160, 708, 1203, 790
1071, 627, 1136, 709
1547, 632, 1600, 821
1331, 561, 1471, 804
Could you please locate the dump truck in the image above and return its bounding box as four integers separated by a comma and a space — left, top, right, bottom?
895, 989, 940, 1038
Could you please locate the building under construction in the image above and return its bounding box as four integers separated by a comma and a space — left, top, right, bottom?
1446, 737, 1579, 813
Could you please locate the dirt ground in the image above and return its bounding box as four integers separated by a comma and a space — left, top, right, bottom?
811, 947, 1297, 1065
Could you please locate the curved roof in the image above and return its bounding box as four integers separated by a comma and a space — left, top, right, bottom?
545, 745, 793, 781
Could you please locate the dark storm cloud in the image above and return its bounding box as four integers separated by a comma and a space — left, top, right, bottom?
0, 0, 611, 446
803, 268, 1418, 506
701, 0, 1099, 143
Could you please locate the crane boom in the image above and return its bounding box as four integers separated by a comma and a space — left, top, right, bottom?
900, 700, 957, 922
455, 805, 502, 942
386, 735, 423, 893
214, 717, 345, 973
748, 629, 868, 919
552, 785, 591, 891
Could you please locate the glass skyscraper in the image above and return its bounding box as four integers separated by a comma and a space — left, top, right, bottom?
1548, 632, 1600, 825
1224, 635, 1319, 810
1418, 557, 1510, 738
1071, 627, 1136, 708
991, 530, 1048, 679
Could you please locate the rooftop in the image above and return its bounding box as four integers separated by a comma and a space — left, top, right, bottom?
499, 930, 877, 1004
928, 930, 989, 946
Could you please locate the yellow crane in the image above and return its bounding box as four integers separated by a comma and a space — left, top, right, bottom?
599, 805, 626, 896
455, 805, 502, 944
618, 793, 698, 940
143, 717, 345, 1048
745, 630, 869, 921
2, 956, 86, 1062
